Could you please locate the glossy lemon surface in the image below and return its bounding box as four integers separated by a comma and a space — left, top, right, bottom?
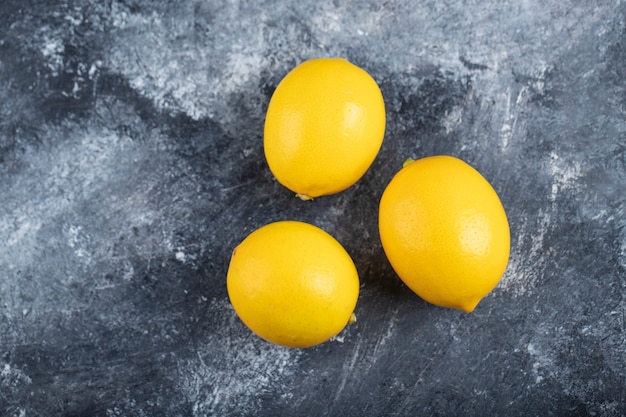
227, 221, 359, 347
378, 156, 510, 312
264, 58, 386, 199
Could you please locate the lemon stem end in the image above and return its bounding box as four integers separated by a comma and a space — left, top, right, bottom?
459, 299, 480, 313
402, 158, 416, 168
347, 312, 357, 325
296, 193, 314, 201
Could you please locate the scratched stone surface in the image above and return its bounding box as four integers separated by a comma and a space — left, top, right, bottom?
1, 1, 625, 416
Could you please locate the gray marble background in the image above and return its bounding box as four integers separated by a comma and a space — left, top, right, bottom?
1, 0, 624, 416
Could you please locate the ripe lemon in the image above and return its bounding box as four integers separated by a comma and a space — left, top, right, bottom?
226, 221, 359, 348
378, 156, 510, 312
264, 58, 386, 199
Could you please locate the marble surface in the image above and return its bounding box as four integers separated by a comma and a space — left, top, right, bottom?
1, 1, 625, 416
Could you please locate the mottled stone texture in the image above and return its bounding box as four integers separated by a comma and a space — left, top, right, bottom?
1, 1, 624, 416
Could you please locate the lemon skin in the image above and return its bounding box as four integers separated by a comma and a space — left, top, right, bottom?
264, 58, 386, 199
378, 156, 510, 312
227, 221, 360, 348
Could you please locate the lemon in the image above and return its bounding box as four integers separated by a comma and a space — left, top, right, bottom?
264, 58, 386, 199
378, 155, 510, 312
226, 221, 359, 348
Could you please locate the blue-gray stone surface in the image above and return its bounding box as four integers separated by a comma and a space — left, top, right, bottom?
1, 1, 624, 416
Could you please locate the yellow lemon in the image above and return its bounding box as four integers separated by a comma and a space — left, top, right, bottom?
378, 156, 510, 312
226, 221, 359, 348
264, 58, 386, 199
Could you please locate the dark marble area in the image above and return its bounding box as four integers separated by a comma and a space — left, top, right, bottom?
1, 1, 625, 416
